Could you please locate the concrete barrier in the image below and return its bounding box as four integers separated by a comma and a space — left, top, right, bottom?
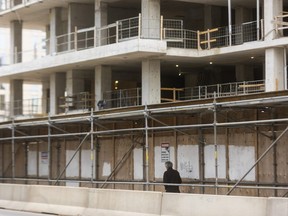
161, 193, 267, 216
0, 184, 88, 215
266, 198, 288, 216
24, 185, 88, 215
0, 184, 162, 216
84, 189, 162, 216
0, 183, 287, 216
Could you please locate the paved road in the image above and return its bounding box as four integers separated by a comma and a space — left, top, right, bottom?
0, 209, 50, 216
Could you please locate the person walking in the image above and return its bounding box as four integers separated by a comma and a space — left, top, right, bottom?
163, 161, 182, 193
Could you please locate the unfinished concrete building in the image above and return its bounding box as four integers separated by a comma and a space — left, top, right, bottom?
0, 0, 288, 197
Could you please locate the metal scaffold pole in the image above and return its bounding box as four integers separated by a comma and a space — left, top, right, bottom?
144, 105, 149, 191
90, 109, 94, 184
228, 0, 232, 46
11, 119, 15, 180
256, 0, 260, 40
48, 113, 51, 182
213, 93, 219, 195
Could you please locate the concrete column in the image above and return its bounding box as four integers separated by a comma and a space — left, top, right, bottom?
264, 0, 283, 40
49, 7, 62, 55
265, 47, 285, 91
95, 0, 108, 46
141, 0, 161, 39
264, 1, 282, 92
142, 59, 161, 105
95, 66, 111, 109
204, 5, 212, 29
95, 0, 108, 28
66, 70, 92, 111
66, 70, 87, 96
236, 65, 254, 82
10, 79, 23, 116
42, 81, 50, 115
45, 25, 51, 55
10, 20, 22, 63
50, 72, 66, 115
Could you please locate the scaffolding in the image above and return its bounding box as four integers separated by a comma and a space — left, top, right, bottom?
1, 91, 288, 197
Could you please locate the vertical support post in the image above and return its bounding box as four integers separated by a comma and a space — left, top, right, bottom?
119, 90, 122, 107
11, 119, 15, 180
116, 21, 119, 43
197, 31, 201, 50
284, 48, 287, 90
144, 105, 149, 191
54, 35, 57, 54
94, 26, 97, 47
207, 29, 211, 50
184, 30, 186, 49
90, 108, 94, 184
173, 88, 176, 102
24, 142, 28, 183
160, 15, 163, 40
198, 125, 205, 194
74, 26, 78, 51
261, 19, 264, 40
213, 92, 218, 195
256, 0, 260, 40
48, 113, 51, 182
14, 46, 17, 63
271, 109, 278, 197
228, 0, 232, 46
138, 13, 142, 39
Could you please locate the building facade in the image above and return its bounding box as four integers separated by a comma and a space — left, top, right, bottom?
0, 0, 288, 197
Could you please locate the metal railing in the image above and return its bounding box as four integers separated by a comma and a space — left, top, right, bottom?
103, 88, 141, 109
165, 29, 198, 49
101, 80, 265, 109
162, 20, 260, 50
0, 80, 266, 118
55, 32, 75, 54
0, 98, 45, 119
178, 80, 265, 101
58, 92, 94, 113
162, 18, 183, 41
198, 21, 260, 50
118, 16, 140, 41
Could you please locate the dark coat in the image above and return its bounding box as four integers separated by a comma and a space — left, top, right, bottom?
163, 167, 182, 193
